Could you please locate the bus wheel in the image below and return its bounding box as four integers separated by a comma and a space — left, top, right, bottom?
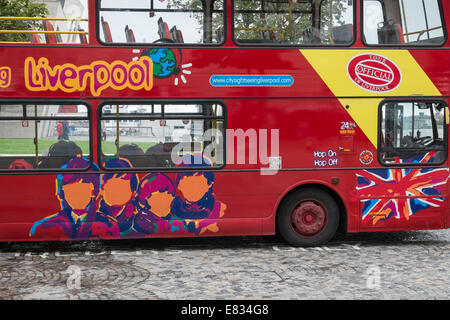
277, 188, 339, 247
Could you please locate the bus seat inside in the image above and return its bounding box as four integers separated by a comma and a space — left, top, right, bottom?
8, 159, 33, 170
43, 21, 57, 44
377, 22, 404, 44
117, 144, 145, 167
170, 26, 178, 42
260, 30, 277, 42
332, 24, 353, 44
55, 26, 63, 43
216, 27, 224, 43
170, 26, 184, 43
157, 17, 172, 40
38, 140, 83, 169
177, 29, 184, 43
125, 25, 136, 43
101, 17, 113, 43
145, 142, 179, 167
28, 25, 41, 44
78, 28, 88, 44
299, 27, 322, 44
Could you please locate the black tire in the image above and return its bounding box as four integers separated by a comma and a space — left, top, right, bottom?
277, 188, 339, 247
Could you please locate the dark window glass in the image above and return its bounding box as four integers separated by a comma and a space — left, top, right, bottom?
234, 0, 354, 45
379, 101, 447, 165
100, 103, 225, 169
0, 104, 90, 170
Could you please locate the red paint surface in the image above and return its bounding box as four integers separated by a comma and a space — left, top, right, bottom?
0, 2, 448, 241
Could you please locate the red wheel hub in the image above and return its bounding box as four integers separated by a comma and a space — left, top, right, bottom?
290, 200, 328, 237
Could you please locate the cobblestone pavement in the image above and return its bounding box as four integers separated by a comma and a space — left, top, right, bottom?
0, 230, 448, 300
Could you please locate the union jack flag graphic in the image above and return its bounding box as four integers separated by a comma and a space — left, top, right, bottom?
356, 152, 449, 225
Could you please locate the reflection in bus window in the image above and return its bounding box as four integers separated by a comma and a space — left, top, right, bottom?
380, 101, 447, 164
0, 0, 89, 44
100, 103, 225, 169
233, 0, 354, 45
98, 0, 225, 44
363, 0, 445, 45
0, 104, 90, 170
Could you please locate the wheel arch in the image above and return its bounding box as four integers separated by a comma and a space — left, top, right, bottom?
274, 182, 348, 235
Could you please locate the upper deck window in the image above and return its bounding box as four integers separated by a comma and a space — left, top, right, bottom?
97, 0, 225, 45
0, 0, 89, 45
233, 0, 354, 46
363, 0, 446, 46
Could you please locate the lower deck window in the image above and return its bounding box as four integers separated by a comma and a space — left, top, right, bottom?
379, 101, 447, 165
99, 102, 225, 169
0, 103, 90, 170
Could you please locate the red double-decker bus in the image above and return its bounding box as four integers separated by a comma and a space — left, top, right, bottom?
0, 0, 448, 246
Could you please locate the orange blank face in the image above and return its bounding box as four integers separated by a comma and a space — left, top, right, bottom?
62, 180, 95, 210
177, 174, 212, 202
146, 191, 174, 217
102, 177, 132, 206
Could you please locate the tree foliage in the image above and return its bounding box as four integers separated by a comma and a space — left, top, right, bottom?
166, 0, 348, 44
0, 0, 49, 42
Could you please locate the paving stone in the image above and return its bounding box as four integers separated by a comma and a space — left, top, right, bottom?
0, 230, 448, 299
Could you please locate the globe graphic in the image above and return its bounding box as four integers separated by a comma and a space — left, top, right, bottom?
142, 48, 177, 79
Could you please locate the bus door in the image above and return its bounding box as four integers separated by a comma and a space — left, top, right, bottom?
358, 100, 448, 230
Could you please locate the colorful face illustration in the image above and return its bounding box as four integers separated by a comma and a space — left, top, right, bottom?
30, 156, 100, 239
177, 173, 212, 203
146, 190, 174, 217
175, 154, 215, 203
137, 173, 175, 217
170, 154, 226, 235
62, 180, 95, 210
101, 157, 138, 209
102, 177, 133, 207
57, 157, 100, 209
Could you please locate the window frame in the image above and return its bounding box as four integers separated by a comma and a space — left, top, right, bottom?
0, 100, 93, 173
97, 100, 227, 171
361, 0, 448, 47
231, 0, 357, 47
95, 0, 227, 47
377, 98, 448, 167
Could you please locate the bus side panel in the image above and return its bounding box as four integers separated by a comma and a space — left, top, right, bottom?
448, 97, 450, 229
355, 166, 448, 231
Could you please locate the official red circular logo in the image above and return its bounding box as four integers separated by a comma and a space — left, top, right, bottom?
347, 53, 402, 93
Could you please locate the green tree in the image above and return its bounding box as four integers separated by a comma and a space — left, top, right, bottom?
167, 0, 348, 44
0, 0, 49, 42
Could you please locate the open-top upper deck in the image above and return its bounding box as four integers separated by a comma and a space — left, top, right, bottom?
0, 0, 448, 99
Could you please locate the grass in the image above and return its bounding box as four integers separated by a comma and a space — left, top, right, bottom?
0, 138, 157, 156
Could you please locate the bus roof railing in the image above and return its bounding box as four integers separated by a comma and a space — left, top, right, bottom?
0, 17, 88, 44
0, 17, 87, 22
0, 30, 86, 35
